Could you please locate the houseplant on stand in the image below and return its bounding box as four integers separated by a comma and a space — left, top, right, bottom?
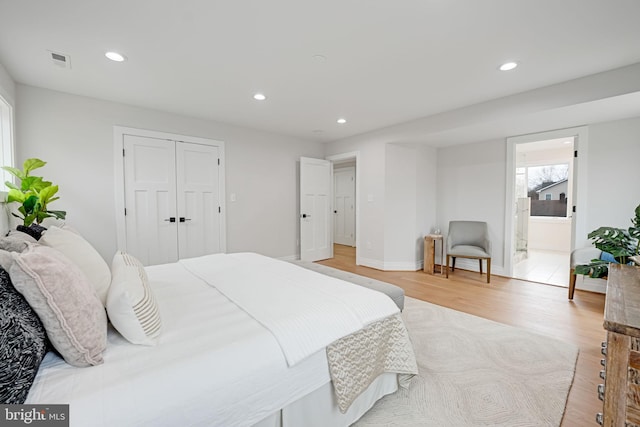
2, 158, 66, 228
575, 203, 640, 278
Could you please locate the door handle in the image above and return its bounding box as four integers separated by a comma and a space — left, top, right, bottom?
164, 217, 176, 223
179, 217, 192, 222
301, 213, 311, 218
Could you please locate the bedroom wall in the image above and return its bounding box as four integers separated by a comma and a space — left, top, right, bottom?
15, 84, 324, 261
384, 144, 418, 269
384, 143, 437, 269
436, 139, 507, 275
325, 137, 437, 270
585, 116, 640, 232
436, 115, 640, 282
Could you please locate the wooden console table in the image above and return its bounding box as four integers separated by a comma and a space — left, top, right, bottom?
599, 264, 640, 426
423, 234, 444, 275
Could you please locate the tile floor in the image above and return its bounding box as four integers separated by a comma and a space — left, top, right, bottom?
513, 249, 570, 287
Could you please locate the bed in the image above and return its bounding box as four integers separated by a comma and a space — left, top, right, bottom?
12, 242, 417, 426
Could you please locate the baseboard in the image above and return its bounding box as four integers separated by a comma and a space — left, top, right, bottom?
278, 254, 300, 262
358, 256, 385, 270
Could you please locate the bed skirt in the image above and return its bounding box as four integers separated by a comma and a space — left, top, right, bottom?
253, 373, 398, 427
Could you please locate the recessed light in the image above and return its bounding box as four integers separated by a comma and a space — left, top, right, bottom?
253, 93, 267, 101
499, 62, 518, 71
105, 51, 126, 62
337, 118, 347, 124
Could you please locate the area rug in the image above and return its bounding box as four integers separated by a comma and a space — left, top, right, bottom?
353, 297, 578, 427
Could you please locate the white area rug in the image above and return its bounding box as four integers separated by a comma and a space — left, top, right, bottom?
353, 297, 578, 427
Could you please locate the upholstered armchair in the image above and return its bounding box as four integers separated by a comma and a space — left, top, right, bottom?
568, 247, 602, 300
446, 221, 492, 283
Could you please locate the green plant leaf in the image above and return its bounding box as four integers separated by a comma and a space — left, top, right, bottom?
6, 189, 26, 203
1, 166, 25, 180
48, 210, 66, 219
4, 181, 19, 191
22, 195, 38, 214
23, 213, 36, 227
20, 175, 43, 192
23, 158, 46, 175
39, 185, 59, 203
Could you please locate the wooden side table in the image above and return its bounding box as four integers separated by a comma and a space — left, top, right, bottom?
424, 234, 444, 275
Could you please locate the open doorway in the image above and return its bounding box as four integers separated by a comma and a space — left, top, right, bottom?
326, 151, 360, 267
512, 137, 574, 287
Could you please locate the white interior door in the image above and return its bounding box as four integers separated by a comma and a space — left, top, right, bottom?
123, 135, 178, 265
300, 157, 332, 262
333, 167, 355, 246
176, 142, 221, 259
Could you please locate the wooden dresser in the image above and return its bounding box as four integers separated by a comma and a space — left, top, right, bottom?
600, 264, 640, 426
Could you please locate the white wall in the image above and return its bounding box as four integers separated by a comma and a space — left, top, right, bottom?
15, 85, 324, 261
528, 218, 572, 252
384, 144, 418, 268
434, 115, 640, 283
585, 117, 640, 232
325, 139, 437, 270
437, 139, 507, 275
416, 145, 438, 264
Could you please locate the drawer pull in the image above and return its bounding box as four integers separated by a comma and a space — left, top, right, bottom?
601, 341, 607, 348
596, 412, 603, 425
600, 358, 606, 367
601, 346, 607, 356
599, 370, 606, 380
597, 383, 605, 401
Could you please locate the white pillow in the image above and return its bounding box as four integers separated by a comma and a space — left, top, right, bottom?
107, 251, 162, 345
39, 226, 111, 306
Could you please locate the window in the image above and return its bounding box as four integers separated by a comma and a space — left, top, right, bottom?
526, 163, 569, 217
0, 94, 14, 191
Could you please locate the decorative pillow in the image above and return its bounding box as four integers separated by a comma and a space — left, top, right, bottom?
107, 251, 162, 345
9, 244, 107, 367
16, 224, 47, 241
0, 230, 37, 253
39, 226, 111, 306
0, 266, 49, 404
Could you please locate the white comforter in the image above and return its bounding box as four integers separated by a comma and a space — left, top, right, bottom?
26, 254, 399, 427
181, 253, 399, 366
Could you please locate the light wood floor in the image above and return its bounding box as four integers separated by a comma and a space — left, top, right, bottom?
318, 244, 605, 427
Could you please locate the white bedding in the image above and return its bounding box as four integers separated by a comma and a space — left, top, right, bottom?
26, 255, 404, 427
26, 261, 333, 427
180, 252, 400, 366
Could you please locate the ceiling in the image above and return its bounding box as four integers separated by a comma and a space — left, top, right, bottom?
1, 0, 640, 146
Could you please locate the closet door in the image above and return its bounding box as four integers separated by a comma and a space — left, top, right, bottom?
123, 135, 179, 265
176, 142, 221, 259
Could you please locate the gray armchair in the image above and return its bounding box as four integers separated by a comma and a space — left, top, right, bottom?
446, 221, 491, 283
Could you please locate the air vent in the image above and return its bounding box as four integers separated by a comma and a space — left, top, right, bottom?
48, 50, 71, 69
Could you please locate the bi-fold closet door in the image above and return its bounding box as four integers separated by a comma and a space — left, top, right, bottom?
123, 134, 223, 266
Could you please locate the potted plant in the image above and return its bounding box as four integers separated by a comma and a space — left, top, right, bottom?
575, 203, 640, 278
2, 158, 66, 226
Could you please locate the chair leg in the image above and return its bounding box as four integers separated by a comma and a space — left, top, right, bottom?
445, 255, 450, 278
568, 269, 576, 299
486, 258, 491, 284
479, 259, 483, 275
452, 257, 456, 271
